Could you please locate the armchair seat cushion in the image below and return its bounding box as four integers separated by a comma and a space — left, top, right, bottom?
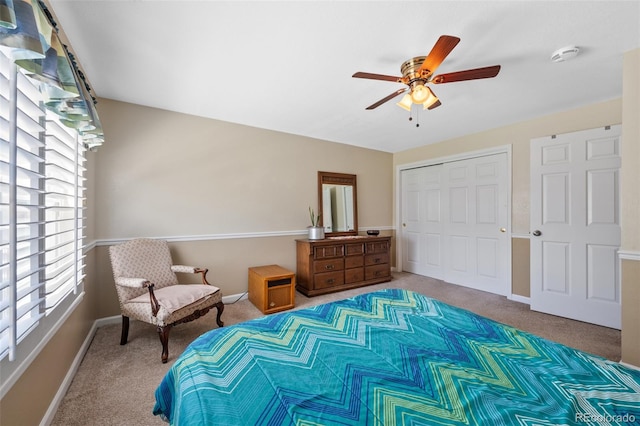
129, 284, 220, 314
124, 285, 222, 326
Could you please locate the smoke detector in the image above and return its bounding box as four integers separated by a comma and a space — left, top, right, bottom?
551, 45, 580, 62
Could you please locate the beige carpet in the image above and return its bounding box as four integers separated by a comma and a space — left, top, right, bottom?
51, 272, 621, 426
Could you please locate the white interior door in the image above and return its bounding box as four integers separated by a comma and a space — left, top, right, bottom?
400, 152, 510, 296
530, 126, 621, 329
401, 165, 444, 278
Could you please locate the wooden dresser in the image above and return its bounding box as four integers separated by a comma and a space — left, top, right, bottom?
295, 236, 391, 297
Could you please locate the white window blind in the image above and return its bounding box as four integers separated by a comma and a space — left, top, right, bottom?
0, 49, 86, 363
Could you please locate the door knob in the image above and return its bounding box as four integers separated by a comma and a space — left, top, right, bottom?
532, 230, 542, 236
403, 223, 406, 227
500, 228, 506, 233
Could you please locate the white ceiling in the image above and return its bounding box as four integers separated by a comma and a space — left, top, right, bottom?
48, 1, 640, 153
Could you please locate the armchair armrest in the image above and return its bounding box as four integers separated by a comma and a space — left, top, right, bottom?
115, 277, 160, 315
171, 265, 198, 274
115, 277, 151, 288
171, 265, 210, 285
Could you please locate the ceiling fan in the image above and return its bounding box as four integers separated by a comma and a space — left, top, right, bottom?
353, 35, 501, 111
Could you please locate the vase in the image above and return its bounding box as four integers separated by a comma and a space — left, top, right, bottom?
308, 226, 325, 240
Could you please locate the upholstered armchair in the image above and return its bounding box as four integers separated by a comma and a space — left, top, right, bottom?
109, 238, 224, 363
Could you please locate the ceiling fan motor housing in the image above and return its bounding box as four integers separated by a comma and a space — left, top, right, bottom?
400, 56, 429, 87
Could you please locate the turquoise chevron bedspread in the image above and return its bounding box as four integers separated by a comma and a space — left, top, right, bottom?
153, 289, 640, 425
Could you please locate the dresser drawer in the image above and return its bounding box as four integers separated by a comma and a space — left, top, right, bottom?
345, 268, 364, 284
365, 253, 389, 266
314, 244, 344, 259
345, 256, 364, 269
313, 258, 344, 273
365, 241, 389, 254
314, 271, 344, 289
345, 243, 364, 256
365, 264, 390, 280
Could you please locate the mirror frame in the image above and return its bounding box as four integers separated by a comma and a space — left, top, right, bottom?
317, 171, 358, 237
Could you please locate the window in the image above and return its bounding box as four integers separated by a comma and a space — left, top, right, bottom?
0, 49, 86, 369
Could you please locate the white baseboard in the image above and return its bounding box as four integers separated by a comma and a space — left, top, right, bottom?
223, 292, 248, 304
508, 294, 531, 305
96, 315, 121, 327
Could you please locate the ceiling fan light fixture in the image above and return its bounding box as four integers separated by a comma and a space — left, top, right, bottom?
410, 83, 429, 104
421, 87, 438, 109
396, 94, 413, 111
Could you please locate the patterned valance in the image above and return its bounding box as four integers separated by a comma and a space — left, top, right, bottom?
0, 0, 103, 149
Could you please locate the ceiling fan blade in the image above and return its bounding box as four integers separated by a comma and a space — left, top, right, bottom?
353, 72, 402, 83
431, 65, 501, 84
419, 35, 461, 76
365, 88, 407, 110
427, 99, 442, 110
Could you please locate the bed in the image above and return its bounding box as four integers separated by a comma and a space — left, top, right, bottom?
153, 289, 640, 425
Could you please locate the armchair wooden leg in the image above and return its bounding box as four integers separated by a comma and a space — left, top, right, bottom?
158, 325, 172, 363
215, 301, 224, 327
120, 316, 130, 345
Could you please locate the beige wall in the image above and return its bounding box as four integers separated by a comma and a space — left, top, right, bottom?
92, 99, 394, 299
511, 238, 531, 298
93, 100, 393, 240
621, 49, 640, 252
621, 260, 640, 366
621, 48, 640, 366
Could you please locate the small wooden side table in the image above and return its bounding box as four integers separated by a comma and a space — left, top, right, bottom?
248, 265, 295, 314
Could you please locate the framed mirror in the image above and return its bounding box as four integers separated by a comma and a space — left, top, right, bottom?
318, 171, 358, 236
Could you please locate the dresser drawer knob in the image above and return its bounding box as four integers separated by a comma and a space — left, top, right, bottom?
327, 278, 334, 284
325, 264, 334, 270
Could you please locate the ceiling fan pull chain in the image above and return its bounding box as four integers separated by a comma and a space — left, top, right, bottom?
411, 107, 420, 127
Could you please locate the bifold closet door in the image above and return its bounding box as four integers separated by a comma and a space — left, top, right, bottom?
401, 153, 509, 296
442, 154, 509, 296
401, 165, 444, 279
